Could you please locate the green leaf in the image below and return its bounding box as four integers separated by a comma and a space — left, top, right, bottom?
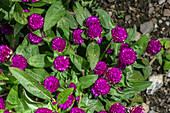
13, 2, 28, 25
165, 41, 170, 49
57, 88, 74, 105
129, 81, 152, 92
14, 98, 28, 112
0, 12, 5, 22
0, 72, 9, 81
125, 25, 136, 44
128, 70, 145, 82
14, 22, 24, 37
6, 85, 19, 105
25, 8, 45, 17
27, 2, 46, 7
0, 0, 10, 11
131, 93, 143, 106
44, 0, 69, 31
95, 99, 105, 112
86, 42, 100, 70
164, 60, 170, 70
9, 67, 52, 100
64, 11, 78, 29
79, 75, 98, 89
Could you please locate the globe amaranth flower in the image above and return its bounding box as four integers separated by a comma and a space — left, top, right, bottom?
35, 108, 53, 113
69, 82, 77, 90
0, 97, 5, 110
129, 106, 145, 113
28, 32, 44, 44
119, 48, 137, 66
106, 67, 122, 84
117, 61, 126, 69
75, 97, 80, 101
111, 26, 128, 43
93, 61, 108, 76
86, 16, 101, 27
119, 43, 129, 51
0, 69, 1, 75
72, 29, 84, 44
44, 76, 59, 93
28, 13, 44, 30
52, 37, 66, 52
91, 78, 111, 97
70, 107, 85, 113
11, 55, 27, 70
98, 110, 107, 113
56, 94, 74, 110
0, 45, 12, 63
1, 24, 13, 35
53, 56, 69, 71
109, 103, 125, 113
146, 39, 162, 55
87, 25, 102, 40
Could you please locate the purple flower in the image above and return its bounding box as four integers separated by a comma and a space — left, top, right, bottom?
86, 16, 101, 27
146, 39, 162, 55
106, 67, 122, 84
11, 55, 27, 70
53, 56, 69, 71
0, 45, 12, 63
72, 29, 84, 44
1, 24, 13, 35
52, 37, 66, 52
56, 94, 74, 110
117, 88, 123, 91
111, 26, 128, 43
109, 103, 125, 113
119, 43, 129, 51
91, 78, 111, 97
96, 38, 103, 43
129, 106, 145, 113
0, 97, 5, 110
4, 110, 11, 113
23, 9, 30, 13
70, 107, 85, 113
44, 76, 59, 93
22, 0, 29, 2
106, 48, 113, 54
28, 32, 44, 44
28, 13, 44, 30
98, 111, 107, 113
117, 61, 126, 69
69, 82, 77, 90
93, 61, 107, 76
35, 108, 52, 113
119, 48, 137, 65
75, 97, 80, 101
87, 25, 102, 40
0, 69, 1, 75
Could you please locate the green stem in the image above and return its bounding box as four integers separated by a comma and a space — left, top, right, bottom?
100, 40, 113, 60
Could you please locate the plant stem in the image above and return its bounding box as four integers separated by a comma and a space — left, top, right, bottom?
149, 57, 157, 65
100, 40, 113, 60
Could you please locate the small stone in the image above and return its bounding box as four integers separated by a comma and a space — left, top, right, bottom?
146, 74, 163, 95
167, 70, 170, 78
142, 103, 149, 113
140, 20, 154, 34
108, 0, 115, 3
149, 3, 153, 7
162, 17, 166, 20
163, 9, 170, 16
165, 21, 170, 26
135, 32, 141, 41
125, 15, 131, 21
167, 0, 170, 4
110, 5, 115, 9
159, 20, 163, 24
154, 23, 158, 28
149, 7, 154, 15
108, 11, 112, 17
149, 110, 156, 113
158, 0, 165, 5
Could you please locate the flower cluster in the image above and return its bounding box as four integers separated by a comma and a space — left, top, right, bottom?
28, 32, 44, 44
69, 82, 77, 90
0, 45, 12, 63
52, 37, 66, 52
109, 103, 125, 113
72, 29, 84, 44
0, 24, 13, 35
11, 55, 27, 70
119, 43, 129, 51
129, 106, 144, 113
146, 39, 162, 55
98, 110, 107, 113
44, 76, 59, 93
53, 56, 69, 71
93, 61, 108, 76
35, 108, 53, 113
70, 107, 85, 113
0, 97, 5, 110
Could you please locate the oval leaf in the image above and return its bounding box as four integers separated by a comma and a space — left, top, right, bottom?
79, 75, 98, 89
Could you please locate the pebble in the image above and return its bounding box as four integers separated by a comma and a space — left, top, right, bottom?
125, 15, 131, 21
108, 11, 112, 16
154, 23, 158, 28
168, 0, 170, 4
167, 71, 170, 78
108, 0, 115, 3
149, 7, 154, 15
110, 5, 115, 9
149, 110, 156, 113
159, 20, 163, 24
140, 20, 154, 34
142, 103, 149, 113
146, 74, 163, 95
135, 32, 141, 41
158, 0, 165, 5
163, 9, 170, 16
165, 21, 170, 26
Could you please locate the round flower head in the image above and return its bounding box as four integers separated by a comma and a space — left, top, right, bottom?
0, 45, 12, 63
52, 37, 66, 52
87, 25, 102, 39
86, 16, 101, 27
117, 61, 126, 69
69, 82, 77, 90
111, 26, 128, 43
23, 9, 30, 13
70, 107, 85, 113
1, 24, 13, 35
75, 97, 80, 101
109, 103, 125, 113
72, 29, 84, 44
28, 13, 44, 30
129, 106, 144, 113
44, 76, 59, 93
11, 55, 27, 70
98, 110, 107, 113
146, 39, 162, 55
93, 61, 108, 76
119, 48, 137, 65
4, 110, 11, 113
56, 94, 74, 110
35, 108, 53, 113
119, 43, 129, 51
53, 56, 69, 71
28, 32, 43, 44
91, 78, 111, 97
0, 97, 5, 109
106, 67, 122, 84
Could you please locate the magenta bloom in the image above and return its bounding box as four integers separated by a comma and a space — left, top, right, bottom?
0, 69, 1, 75
106, 48, 113, 54
44, 76, 59, 93
72, 29, 84, 44
1, 24, 13, 35
23, 9, 30, 13
93, 61, 108, 76
119, 48, 137, 65
69, 82, 77, 90
98, 111, 107, 113
117, 88, 123, 91
53, 56, 69, 71
22, 0, 29, 2
52, 37, 66, 52
106, 67, 122, 84
119, 43, 129, 51
4, 110, 11, 113
11, 55, 27, 70
28, 13, 44, 30
35, 108, 52, 113
75, 97, 80, 101
70, 107, 85, 113
0, 45, 12, 63
56, 94, 74, 110
28, 32, 43, 44
87, 25, 102, 40
109, 103, 125, 113
117, 61, 126, 69
146, 39, 162, 55
111, 26, 128, 43
0, 97, 5, 110
129, 106, 145, 113
86, 16, 101, 27
91, 78, 111, 97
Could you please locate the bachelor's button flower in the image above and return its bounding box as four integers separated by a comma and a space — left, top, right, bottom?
0, 24, 13, 35
28, 32, 44, 44
146, 39, 162, 55
34, 108, 53, 113
72, 29, 84, 44
0, 45, 12, 63
109, 103, 125, 113
93, 61, 108, 76
44, 76, 59, 93
11, 55, 27, 70
52, 37, 66, 52
70, 107, 85, 113
53, 56, 69, 72
86, 16, 101, 27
